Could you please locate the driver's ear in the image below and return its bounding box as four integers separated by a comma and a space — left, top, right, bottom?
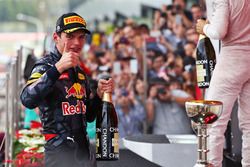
53, 32, 60, 43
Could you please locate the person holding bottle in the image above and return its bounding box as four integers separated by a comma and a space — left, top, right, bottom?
196, 0, 250, 166
20, 12, 114, 167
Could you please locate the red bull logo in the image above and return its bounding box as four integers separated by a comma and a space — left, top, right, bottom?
62, 100, 86, 116
65, 83, 85, 99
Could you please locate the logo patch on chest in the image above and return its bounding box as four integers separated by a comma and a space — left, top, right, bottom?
62, 100, 86, 116
65, 83, 85, 99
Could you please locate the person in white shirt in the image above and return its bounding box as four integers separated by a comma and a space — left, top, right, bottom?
196, 0, 250, 166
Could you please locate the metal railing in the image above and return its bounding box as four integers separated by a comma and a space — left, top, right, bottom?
1, 46, 24, 166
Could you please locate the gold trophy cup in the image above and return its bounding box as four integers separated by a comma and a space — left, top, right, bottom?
185, 100, 223, 167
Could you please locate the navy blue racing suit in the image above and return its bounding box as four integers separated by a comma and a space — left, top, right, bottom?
20, 47, 102, 167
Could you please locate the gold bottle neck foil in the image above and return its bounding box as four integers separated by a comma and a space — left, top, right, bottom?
102, 92, 112, 103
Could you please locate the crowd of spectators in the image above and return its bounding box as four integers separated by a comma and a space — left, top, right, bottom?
78, 0, 207, 138
23, 0, 205, 139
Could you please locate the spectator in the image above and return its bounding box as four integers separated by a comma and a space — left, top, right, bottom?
133, 77, 146, 106
191, 4, 204, 23
185, 28, 199, 44
168, 56, 185, 84
80, 3, 209, 139
183, 41, 196, 69
172, 0, 193, 28
146, 83, 158, 133
169, 75, 194, 105
148, 53, 166, 81
146, 78, 193, 134
115, 88, 146, 138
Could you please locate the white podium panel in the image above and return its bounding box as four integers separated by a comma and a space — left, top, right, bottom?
123, 134, 197, 167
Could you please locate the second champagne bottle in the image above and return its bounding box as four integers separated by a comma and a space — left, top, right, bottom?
196, 34, 216, 88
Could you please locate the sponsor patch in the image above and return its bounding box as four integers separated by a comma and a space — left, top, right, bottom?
63, 16, 86, 26
30, 72, 42, 79
78, 73, 85, 80
65, 83, 85, 99
62, 100, 86, 116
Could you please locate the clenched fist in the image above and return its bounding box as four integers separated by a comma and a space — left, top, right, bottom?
55, 42, 80, 73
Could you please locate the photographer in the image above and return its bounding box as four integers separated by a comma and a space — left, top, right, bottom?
115, 88, 146, 138
146, 78, 193, 135
170, 0, 193, 28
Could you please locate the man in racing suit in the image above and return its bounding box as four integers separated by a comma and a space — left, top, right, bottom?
20, 12, 113, 167
196, 0, 250, 166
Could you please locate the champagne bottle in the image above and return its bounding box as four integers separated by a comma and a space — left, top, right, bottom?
196, 34, 216, 88
96, 91, 119, 160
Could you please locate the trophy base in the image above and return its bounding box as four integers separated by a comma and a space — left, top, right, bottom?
194, 163, 213, 167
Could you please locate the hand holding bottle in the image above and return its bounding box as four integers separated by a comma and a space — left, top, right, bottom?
97, 78, 114, 98
196, 19, 207, 35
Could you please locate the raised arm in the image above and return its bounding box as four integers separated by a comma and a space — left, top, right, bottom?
20, 63, 60, 109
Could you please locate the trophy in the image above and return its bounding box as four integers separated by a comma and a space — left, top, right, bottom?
185, 100, 223, 167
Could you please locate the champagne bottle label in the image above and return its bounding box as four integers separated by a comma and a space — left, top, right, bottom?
196, 61, 209, 87
195, 35, 216, 88
96, 137, 99, 153
101, 128, 108, 158
196, 59, 216, 88
96, 127, 119, 160
208, 59, 216, 76
196, 64, 207, 81
112, 132, 119, 153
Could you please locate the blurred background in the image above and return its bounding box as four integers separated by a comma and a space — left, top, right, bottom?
1, 0, 203, 132
0, 0, 201, 57
3, 0, 232, 167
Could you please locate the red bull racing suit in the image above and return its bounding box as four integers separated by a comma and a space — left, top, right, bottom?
20, 48, 102, 167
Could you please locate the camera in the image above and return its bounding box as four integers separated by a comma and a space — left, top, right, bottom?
171, 4, 182, 15
167, 5, 173, 11
157, 87, 166, 95
95, 51, 105, 58
184, 64, 194, 72
175, 5, 181, 12
161, 12, 167, 18
121, 88, 129, 97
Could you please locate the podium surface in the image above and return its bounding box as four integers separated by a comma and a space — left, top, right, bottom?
123, 134, 197, 167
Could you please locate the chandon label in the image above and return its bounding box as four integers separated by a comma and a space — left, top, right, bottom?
196, 62, 209, 88
209, 60, 215, 75
102, 128, 108, 157
196, 64, 207, 82
198, 82, 209, 87
196, 59, 208, 65
96, 128, 119, 159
